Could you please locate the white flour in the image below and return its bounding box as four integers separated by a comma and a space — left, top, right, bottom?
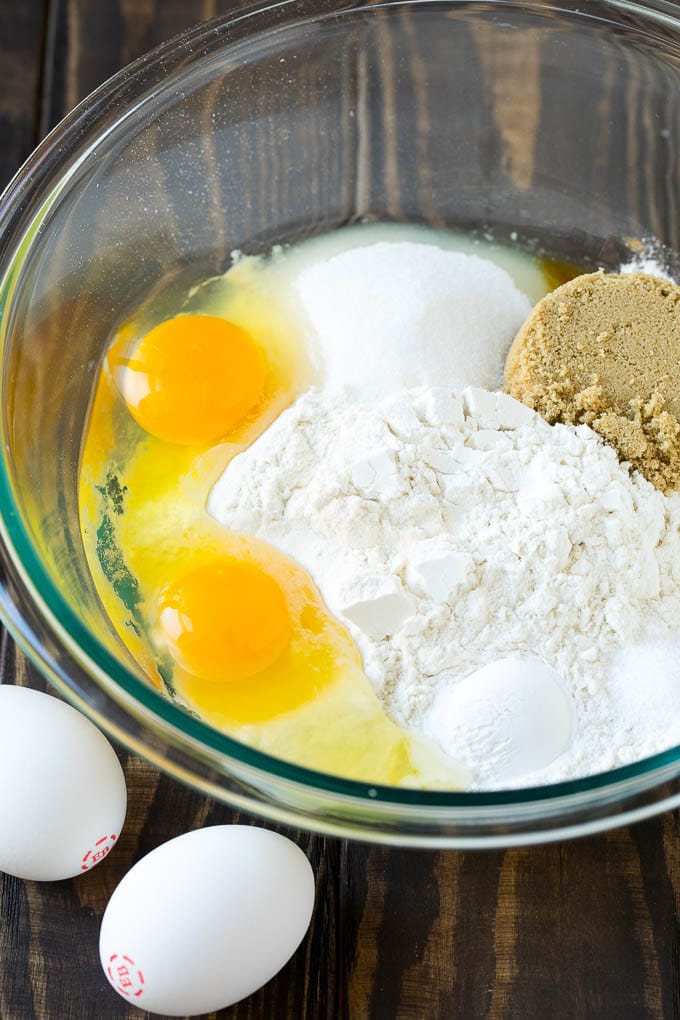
208, 386, 680, 790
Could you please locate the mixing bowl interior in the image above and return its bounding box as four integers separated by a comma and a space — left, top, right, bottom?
2, 0, 680, 846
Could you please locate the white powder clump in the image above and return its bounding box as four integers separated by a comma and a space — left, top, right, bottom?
208, 384, 680, 790
619, 242, 676, 281
293, 243, 532, 402
422, 658, 574, 786
605, 640, 680, 759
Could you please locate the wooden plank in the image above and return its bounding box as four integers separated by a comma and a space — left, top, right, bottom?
0, 0, 45, 184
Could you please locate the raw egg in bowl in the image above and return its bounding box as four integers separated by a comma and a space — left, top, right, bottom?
80, 253, 467, 788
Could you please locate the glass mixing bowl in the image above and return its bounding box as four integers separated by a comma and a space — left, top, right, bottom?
1, 0, 680, 848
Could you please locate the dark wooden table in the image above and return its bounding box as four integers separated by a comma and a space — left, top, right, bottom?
2, 2, 680, 1018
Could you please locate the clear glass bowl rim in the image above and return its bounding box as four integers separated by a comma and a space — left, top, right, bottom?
1, 0, 680, 823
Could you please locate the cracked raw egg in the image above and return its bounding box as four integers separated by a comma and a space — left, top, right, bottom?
79, 252, 467, 786
141, 525, 352, 725
157, 557, 292, 684
111, 315, 267, 446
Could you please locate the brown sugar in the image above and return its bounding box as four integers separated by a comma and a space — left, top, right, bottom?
504, 271, 680, 493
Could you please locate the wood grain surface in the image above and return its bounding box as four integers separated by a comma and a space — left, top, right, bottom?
1, 2, 680, 1018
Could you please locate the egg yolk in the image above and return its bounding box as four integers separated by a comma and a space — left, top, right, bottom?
113, 315, 267, 445
157, 558, 292, 683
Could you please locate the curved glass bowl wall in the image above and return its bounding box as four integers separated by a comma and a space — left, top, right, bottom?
1, 0, 680, 846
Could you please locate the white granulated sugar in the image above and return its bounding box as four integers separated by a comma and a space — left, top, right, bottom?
621, 257, 674, 280
619, 242, 676, 281
605, 640, 680, 756
293, 243, 532, 402
208, 385, 680, 790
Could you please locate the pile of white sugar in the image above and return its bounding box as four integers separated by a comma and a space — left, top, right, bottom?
209, 384, 680, 789
293, 242, 532, 401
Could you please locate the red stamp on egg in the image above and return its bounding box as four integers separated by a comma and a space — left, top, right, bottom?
81, 833, 117, 871
107, 953, 145, 998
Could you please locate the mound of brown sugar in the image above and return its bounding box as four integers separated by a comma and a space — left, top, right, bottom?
504, 271, 680, 493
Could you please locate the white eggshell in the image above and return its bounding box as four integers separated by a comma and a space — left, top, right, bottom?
99, 825, 315, 1016
0, 685, 127, 881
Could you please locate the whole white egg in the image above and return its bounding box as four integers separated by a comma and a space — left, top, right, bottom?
0, 685, 127, 881
99, 825, 315, 1016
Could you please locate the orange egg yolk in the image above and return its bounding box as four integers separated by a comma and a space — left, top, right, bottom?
157, 558, 292, 683
113, 315, 267, 445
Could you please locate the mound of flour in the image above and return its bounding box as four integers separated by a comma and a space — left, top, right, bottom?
208, 385, 680, 789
